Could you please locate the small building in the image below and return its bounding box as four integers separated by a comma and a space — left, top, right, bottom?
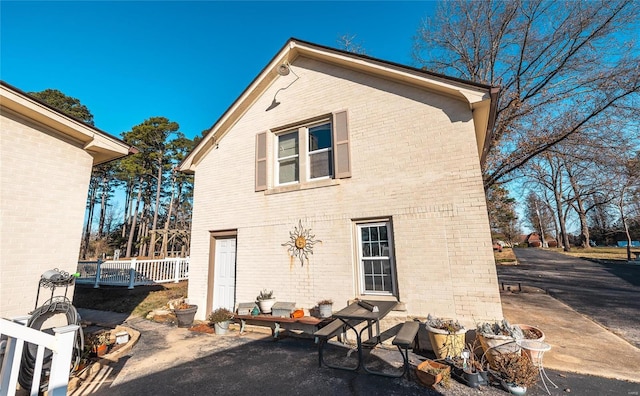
0, 81, 135, 318
178, 39, 503, 325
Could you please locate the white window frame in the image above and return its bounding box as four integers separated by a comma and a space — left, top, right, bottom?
356, 221, 396, 296
273, 119, 333, 186
306, 121, 333, 182
275, 130, 299, 186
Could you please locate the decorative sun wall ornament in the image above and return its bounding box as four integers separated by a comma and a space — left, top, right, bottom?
282, 219, 321, 266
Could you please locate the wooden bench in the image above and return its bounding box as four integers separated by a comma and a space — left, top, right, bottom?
234, 314, 322, 338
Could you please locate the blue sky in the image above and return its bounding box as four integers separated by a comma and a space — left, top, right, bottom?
1, 1, 436, 140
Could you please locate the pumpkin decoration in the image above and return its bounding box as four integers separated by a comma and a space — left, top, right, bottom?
291, 309, 305, 319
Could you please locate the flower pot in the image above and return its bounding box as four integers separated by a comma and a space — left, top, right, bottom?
477, 333, 519, 367
501, 380, 528, 395
426, 325, 466, 359
257, 298, 276, 314
93, 344, 108, 357
174, 305, 198, 328
318, 304, 333, 318
463, 370, 489, 388
214, 320, 231, 335
516, 324, 545, 342
416, 360, 450, 388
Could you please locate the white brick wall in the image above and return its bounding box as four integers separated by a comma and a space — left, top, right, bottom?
1, 111, 91, 318
188, 56, 503, 326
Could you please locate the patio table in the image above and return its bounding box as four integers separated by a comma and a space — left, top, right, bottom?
319, 299, 397, 373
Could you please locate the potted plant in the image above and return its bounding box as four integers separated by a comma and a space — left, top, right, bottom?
425, 314, 466, 359
256, 289, 276, 314
172, 300, 198, 328
87, 330, 112, 357
492, 352, 539, 395
460, 341, 489, 388
476, 319, 523, 366
317, 299, 333, 318
208, 308, 234, 335
415, 359, 451, 388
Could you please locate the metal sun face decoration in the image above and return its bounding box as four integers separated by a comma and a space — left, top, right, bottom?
282, 219, 321, 266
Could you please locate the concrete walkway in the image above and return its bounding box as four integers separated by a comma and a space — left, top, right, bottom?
502, 288, 640, 382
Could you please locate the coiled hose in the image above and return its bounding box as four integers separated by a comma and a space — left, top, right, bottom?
17, 297, 84, 392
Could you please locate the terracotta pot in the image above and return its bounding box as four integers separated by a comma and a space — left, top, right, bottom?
93, 344, 108, 357
516, 324, 545, 342
426, 325, 466, 359
416, 360, 450, 388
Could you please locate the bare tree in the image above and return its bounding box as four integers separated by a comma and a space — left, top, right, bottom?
337, 34, 367, 55
414, 0, 640, 188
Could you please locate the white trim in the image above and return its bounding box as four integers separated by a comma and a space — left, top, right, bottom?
356, 221, 396, 296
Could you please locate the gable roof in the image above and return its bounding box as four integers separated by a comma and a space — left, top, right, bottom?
1, 80, 137, 165
179, 37, 499, 172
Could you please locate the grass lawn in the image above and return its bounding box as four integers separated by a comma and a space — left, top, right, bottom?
73, 281, 188, 317
552, 246, 639, 261
494, 248, 517, 263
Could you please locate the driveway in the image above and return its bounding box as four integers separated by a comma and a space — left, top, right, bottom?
497, 248, 640, 348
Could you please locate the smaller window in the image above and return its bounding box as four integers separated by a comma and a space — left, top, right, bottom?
308, 123, 333, 180
357, 221, 396, 295
277, 131, 299, 185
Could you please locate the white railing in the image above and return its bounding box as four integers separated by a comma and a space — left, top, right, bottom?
76, 257, 189, 289
0, 317, 78, 396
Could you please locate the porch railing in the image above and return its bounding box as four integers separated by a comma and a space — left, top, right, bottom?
0, 317, 78, 396
76, 257, 189, 289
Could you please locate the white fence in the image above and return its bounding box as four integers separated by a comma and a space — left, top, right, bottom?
0, 317, 78, 396
76, 257, 189, 289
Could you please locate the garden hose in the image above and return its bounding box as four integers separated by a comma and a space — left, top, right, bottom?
17, 297, 84, 392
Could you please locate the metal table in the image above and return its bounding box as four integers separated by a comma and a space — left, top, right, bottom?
321, 300, 397, 373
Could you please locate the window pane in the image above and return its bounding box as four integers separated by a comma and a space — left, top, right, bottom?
278, 132, 298, 158
361, 228, 370, 242
309, 123, 332, 151
379, 226, 387, 241
310, 151, 333, 179
279, 158, 299, 183
363, 243, 370, 256
371, 243, 380, 257
371, 227, 379, 242
381, 242, 389, 257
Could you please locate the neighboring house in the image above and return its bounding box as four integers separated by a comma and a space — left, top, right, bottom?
525, 233, 543, 247
0, 81, 135, 318
178, 38, 503, 325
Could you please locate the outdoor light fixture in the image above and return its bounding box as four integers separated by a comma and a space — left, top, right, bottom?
266, 62, 299, 111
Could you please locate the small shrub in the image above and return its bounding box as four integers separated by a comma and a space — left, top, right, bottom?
208, 308, 234, 323
256, 289, 274, 301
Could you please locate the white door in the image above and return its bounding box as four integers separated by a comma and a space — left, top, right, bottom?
213, 238, 236, 311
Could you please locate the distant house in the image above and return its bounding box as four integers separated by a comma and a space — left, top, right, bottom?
178, 38, 503, 325
0, 81, 135, 318
525, 233, 542, 247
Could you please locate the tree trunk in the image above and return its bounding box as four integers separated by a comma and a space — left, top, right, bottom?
125, 183, 142, 258
150, 153, 164, 258
82, 179, 97, 259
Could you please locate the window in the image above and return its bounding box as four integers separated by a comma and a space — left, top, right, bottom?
274, 121, 332, 186
277, 131, 299, 185
308, 123, 333, 180
255, 110, 350, 192
357, 221, 396, 295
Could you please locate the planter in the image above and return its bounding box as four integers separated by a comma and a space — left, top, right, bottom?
257, 298, 276, 314
93, 344, 108, 357
426, 325, 466, 359
477, 333, 519, 367
214, 320, 231, 335
174, 305, 198, 328
318, 304, 333, 318
516, 324, 545, 342
501, 380, 528, 395
463, 370, 489, 388
416, 360, 450, 388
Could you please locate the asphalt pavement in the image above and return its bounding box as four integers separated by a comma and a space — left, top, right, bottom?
69, 248, 640, 395
498, 248, 640, 348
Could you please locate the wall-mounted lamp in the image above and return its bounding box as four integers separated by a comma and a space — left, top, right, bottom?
266, 62, 299, 111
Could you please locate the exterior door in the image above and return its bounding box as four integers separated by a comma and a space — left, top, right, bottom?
213, 237, 236, 310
